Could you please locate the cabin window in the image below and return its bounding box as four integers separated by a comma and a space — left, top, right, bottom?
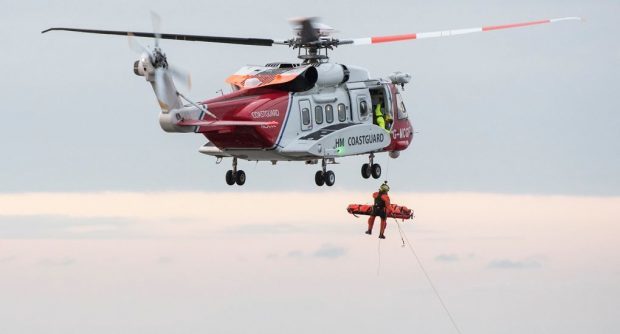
325, 105, 334, 123
396, 93, 408, 120
337, 103, 346, 122
302, 108, 311, 125
359, 100, 368, 117
315, 106, 324, 124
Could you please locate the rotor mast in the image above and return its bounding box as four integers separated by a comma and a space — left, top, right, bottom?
285, 19, 338, 63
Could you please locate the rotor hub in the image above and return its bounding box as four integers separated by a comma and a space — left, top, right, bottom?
151, 48, 168, 69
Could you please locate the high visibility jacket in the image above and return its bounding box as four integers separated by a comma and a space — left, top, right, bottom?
374, 104, 386, 130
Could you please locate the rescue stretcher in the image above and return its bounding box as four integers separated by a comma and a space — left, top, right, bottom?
347, 204, 414, 220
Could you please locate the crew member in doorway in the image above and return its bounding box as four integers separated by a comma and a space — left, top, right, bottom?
366, 181, 391, 239
374, 97, 386, 131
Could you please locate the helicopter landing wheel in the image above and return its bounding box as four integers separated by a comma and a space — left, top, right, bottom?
225, 170, 235, 185
361, 163, 372, 179
324, 170, 335, 186
235, 170, 246, 186
371, 164, 382, 179
225, 157, 244, 186
315, 171, 325, 186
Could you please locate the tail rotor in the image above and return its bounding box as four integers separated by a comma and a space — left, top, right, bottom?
127, 12, 191, 111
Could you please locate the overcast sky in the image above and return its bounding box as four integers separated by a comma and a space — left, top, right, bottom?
1, 1, 619, 333
1, 0, 618, 194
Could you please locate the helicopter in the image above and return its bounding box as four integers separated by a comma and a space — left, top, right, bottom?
42, 15, 580, 187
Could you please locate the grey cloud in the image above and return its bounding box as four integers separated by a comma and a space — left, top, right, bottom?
0, 215, 133, 239
287, 250, 304, 258
487, 258, 543, 269
0, 256, 17, 264
313, 244, 346, 259
224, 223, 304, 235
283, 244, 347, 260
38, 257, 76, 267
435, 254, 460, 262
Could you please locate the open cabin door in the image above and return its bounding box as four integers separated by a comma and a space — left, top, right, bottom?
368, 84, 394, 128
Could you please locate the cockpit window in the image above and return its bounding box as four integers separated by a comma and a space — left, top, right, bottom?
396, 93, 408, 120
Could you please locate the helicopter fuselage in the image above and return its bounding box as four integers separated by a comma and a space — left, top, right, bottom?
41, 14, 581, 187
168, 63, 414, 162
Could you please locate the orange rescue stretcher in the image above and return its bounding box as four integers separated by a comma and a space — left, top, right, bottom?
347, 204, 414, 220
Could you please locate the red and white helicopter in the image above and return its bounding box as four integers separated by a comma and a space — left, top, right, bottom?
43, 15, 580, 187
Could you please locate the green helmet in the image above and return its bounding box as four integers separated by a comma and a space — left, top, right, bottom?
379, 182, 390, 193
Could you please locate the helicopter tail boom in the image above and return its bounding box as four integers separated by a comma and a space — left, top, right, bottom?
133, 53, 183, 112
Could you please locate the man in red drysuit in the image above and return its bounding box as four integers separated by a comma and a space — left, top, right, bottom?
366, 182, 391, 239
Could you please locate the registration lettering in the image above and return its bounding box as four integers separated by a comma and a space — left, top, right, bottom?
251, 109, 279, 119
391, 126, 412, 139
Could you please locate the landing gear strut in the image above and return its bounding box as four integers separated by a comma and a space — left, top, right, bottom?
225, 157, 246, 186
315, 158, 335, 187
361, 153, 381, 179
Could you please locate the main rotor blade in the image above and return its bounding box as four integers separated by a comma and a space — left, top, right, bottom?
127, 33, 149, 54
340, 17, 582, 45
42, 27, 277, 46
150, 11, 162, 48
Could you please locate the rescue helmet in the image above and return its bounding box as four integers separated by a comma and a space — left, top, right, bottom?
379, 181, 390, 193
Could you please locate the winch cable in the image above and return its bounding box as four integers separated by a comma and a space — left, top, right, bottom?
381, 151, 461, 333
384, 154, 391, 183
376, 238, 382, 276
394, 217, 406, 248
395, 218, 464, 334
376, 155, 391, 276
